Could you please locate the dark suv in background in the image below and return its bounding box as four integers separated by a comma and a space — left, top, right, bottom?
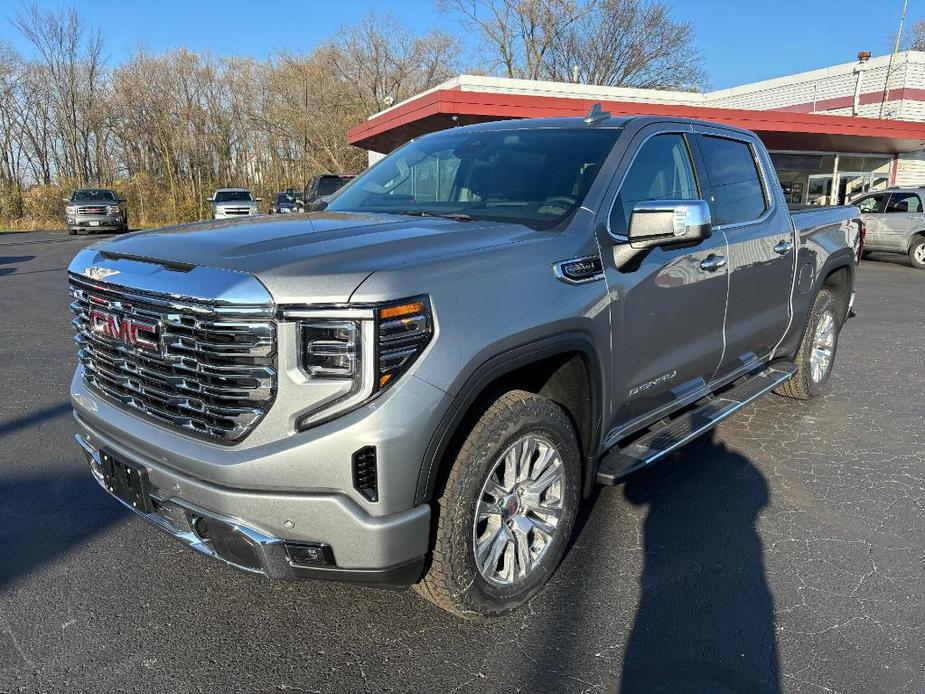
65, 188, 127, 234
269, 192, 298, 214
303, 174, 355, 209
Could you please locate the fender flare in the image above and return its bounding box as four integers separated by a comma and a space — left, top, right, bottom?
414, 332, 605, 504
789, 255, 855, 353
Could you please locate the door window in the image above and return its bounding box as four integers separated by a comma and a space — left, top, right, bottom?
610, 133, 699, 235
885, 192, 922, 213
699, 136, 768, 226
856, 194, 887, 213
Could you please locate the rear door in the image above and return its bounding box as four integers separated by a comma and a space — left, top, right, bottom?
881, 191, 923, 250
855, 193, 889, 250
692, 128, 794, 381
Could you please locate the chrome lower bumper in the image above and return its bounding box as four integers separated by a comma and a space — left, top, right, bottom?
77, 433, 297, 578
75, 433, 426, 587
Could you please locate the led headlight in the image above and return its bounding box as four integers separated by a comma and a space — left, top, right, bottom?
302, 320, 359, 377
296, 297, 433, 429
106, 204, 121, 215
66, 205, 77, 214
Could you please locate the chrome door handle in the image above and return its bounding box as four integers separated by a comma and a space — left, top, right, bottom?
773, 240, 794, 255
700, 254, 727, 272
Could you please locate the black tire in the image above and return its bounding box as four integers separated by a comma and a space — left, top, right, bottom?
416, 390, 581, 619
68, 229, 77, 235
909, 237, 925, 269
775, 288, 840, 400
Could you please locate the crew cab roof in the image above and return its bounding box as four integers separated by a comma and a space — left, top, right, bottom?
429, 114, 759, 140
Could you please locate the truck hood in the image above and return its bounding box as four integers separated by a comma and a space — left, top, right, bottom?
90, 212, 538, 304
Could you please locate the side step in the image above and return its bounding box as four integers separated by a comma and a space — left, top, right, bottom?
596, 362, 796, 485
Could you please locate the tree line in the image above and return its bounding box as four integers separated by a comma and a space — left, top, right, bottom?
0, 0, 703, 230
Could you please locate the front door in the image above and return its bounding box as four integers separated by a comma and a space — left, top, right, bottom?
597, 127, 728, 433
856, 192, 890, 250
692, 129, 794, 379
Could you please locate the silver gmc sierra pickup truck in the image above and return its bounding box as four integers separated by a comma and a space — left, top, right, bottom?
68, 110, 861, 619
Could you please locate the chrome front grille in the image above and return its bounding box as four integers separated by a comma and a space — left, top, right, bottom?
69, 274, 277, 442
78, 205, 108, 215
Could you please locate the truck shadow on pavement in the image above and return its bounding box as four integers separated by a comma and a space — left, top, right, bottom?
0, 469, 128, 591
608, 431, 781, 694
0, 255, 35, 276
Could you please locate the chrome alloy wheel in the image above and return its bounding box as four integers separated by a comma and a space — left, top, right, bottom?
914, 243, 925, 265
810, 310, 836, 383
473, 434, 565, 586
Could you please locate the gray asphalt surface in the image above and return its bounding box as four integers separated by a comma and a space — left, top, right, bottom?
0, 231, 922, 694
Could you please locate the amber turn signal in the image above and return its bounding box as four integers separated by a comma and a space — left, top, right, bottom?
379, 301, 425, 320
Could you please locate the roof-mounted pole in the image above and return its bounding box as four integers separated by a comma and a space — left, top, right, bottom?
584, 103, 611, 125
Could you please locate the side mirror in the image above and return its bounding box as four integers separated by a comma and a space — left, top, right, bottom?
206, 197, 214, 203
62, 197, 71, 203
309, 199, 328, 212
255, 197, 263, 202
626, 199, 712, 248
118, 198, 126, 204
613, 200, 712, 270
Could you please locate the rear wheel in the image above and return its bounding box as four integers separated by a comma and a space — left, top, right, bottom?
776, 288, 840, 400
910, 237, 925, 269
416, 390, 581, 619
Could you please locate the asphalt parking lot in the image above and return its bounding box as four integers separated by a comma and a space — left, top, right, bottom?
1, 231, 923, 694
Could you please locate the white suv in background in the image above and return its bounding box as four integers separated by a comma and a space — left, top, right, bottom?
208, 188, 261, 220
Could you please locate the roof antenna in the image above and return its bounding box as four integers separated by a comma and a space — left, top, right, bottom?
584, 102, 610, 125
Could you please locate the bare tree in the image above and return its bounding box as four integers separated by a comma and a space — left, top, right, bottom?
549, 0, 705, 89
441, 0, 590, 79
324, 12, 461, 115
904, 19, 925, 51
443, 0, 705, 89
11, 1, 108, 184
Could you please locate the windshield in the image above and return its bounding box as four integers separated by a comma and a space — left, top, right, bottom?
276, 193, 294, 204
215, 190, 253, 203
326, 128, 621, 227
72, 189, 116, 203
317, 176, 351, 196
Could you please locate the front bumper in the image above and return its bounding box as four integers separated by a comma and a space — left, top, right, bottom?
68, 214, 122, 230
213, 209, 257, 219
73, 409, 432, 587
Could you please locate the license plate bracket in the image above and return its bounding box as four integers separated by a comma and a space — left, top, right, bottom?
100, 450, 154, 513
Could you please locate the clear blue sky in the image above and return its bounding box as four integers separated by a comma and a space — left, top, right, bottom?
0, 0, 917, 89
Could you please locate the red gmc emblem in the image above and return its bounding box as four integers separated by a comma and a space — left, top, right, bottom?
88, 309, 160, 352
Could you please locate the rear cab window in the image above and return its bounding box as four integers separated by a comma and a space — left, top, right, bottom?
698, 135, 768, 226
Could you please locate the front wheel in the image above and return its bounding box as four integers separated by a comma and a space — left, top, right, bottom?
909, 237, 925, 269
776, 288, 840, 400
416, 390, 581, 619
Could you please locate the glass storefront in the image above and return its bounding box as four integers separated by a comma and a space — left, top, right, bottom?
770, 152, 892, 207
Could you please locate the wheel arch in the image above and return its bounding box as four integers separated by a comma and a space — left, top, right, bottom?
415, 333, 605, 505
907, 230, 925, 250
821, 262, 853, 323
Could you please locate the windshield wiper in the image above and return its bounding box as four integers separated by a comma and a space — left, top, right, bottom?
394, 210, 473, 222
